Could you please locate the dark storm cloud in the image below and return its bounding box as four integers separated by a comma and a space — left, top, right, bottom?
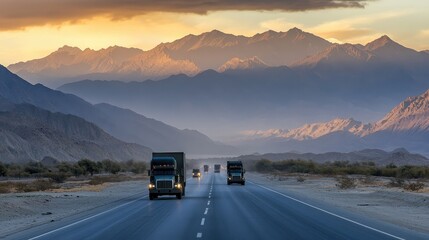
0, 0, 372, 30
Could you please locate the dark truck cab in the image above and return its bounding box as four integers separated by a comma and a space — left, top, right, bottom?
227, 161, 245, 185
203, 165, 209, 173
148, 152, 186, 200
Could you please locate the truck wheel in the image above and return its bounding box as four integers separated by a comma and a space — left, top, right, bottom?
227, 181, 230, 185
176, 193, 182, 199
149, 194, 154, 200
182, 187, 186, 196
242, 182, 245, 185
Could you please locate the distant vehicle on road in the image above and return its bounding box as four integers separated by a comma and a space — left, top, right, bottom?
203, 165, 209, 173
214, 164, 221, 173
227, 161, 245, 185
148, 152, 186, 200
192, 168, 201, 177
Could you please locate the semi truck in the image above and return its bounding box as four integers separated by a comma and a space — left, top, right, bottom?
227, 161, 245, 185
214, 164, 221, 173
148, 152, 186, 200
203, 165, 209, 173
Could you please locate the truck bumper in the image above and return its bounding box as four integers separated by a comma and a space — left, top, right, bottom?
149, 188, 182, 195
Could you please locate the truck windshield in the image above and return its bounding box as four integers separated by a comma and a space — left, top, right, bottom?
152, 169, 175, 175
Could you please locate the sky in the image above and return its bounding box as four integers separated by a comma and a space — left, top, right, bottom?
0, 0, 428, 66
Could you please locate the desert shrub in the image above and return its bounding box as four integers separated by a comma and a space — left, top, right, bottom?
15, 179, 54, 192
273, 159, 315, 173
254, 159, 273, 172
335, 176, 356, 189
296, 176, 306, 182
387, 178, 405, 187
88, 175, 129, 185
0, 163, 6, 177
403, 181, 425, 191
43, 172, 69, 183
101, 159, 121, 174
359, 175, 376, 185
0, 182, 13, 193
24, 161, 47, 175
78, 159, 98, 176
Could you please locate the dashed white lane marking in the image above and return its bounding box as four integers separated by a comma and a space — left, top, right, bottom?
207, 200, 210, 205
201, 218, 205, 226
204, 208, 208, 215
209, 196, 211, 199
28, 194, 148, 240
196, 232, 202, 238
249, 181, 405, 240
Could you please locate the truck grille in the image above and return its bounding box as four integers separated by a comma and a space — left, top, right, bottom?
232, 176, 241, 181
156, 180, 173, 189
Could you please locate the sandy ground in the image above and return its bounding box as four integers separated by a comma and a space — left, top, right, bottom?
0, 179, 148, 237
1, 174, 428, 236
247, 172, 429, 234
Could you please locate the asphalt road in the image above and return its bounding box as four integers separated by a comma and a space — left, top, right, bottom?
4, 172, 429, 240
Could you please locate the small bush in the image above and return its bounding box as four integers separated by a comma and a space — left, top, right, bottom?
15, 180, 54, 192
359, 175, 376, 185
387, 178, 405, 187
403, 181, 425, 191
254, 159, 273, 172
44, 172, 69, 183
88, 175, 128, 185
0, 182, 13, 193
297, 176, 306, 182
336, 176, 356, 189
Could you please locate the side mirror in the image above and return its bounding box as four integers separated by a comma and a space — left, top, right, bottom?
147, 170, 151, 176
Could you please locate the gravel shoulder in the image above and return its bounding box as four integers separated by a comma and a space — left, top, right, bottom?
247, 172, 429, 234
0, 179, 148, 237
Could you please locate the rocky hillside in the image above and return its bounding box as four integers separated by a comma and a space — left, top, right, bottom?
0, 97, 151, 163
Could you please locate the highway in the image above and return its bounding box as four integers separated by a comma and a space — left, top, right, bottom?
5, 172, 429, 240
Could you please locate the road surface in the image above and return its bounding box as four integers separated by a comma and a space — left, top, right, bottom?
4, 172, 429, 240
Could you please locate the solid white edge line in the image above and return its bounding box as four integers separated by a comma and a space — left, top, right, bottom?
248, 181, 405, 240
201, 218, 205, 226
28, 194, 148, 240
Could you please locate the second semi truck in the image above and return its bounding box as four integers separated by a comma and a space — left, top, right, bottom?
227, 161, 245, 185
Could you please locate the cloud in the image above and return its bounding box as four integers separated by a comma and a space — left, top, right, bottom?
0, 0, 371, 31
308, 10, 409, 43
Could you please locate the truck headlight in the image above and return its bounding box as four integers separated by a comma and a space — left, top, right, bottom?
198, 173, 201, 176
175, 183, 182, 189
148, 183, 155, 189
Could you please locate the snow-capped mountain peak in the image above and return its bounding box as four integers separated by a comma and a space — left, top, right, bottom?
218, 56, 267, 72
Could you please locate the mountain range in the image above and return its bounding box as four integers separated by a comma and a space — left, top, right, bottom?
0, 65, 234, 160
237, 89, 429, 155
233, 148, 429, 166
57, 32, 429, 139
8, 28, 331, 87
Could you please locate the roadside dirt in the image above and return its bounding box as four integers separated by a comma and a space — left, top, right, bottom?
247, 172, 429, 234
0, 179, 148, 237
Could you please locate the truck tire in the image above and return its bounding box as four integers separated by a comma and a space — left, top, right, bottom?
227, 181, 230, 185
182, 187, 186, 196
176, 193, 182, 199
242, 182, 245, 185
149, 194, 154, 200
